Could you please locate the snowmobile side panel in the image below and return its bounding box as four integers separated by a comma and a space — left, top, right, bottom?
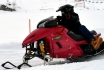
48, 30, 84, 58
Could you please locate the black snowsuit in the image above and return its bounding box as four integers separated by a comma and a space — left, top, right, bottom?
57, 12, 95, 43
58, 12, 82, 35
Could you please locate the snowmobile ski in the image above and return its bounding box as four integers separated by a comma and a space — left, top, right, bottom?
1, 61, 32, 70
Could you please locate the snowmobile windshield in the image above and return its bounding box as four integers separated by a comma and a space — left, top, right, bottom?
37, 16, 58, 28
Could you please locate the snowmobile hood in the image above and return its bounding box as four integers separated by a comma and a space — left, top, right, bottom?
22, 28, 54, 47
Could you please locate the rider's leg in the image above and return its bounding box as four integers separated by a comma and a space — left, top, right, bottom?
79, 25, 103, 50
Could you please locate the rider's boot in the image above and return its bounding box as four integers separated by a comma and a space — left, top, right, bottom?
91, 37, 103, 50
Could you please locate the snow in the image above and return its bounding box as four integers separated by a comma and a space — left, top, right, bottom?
1, 0, 104, 70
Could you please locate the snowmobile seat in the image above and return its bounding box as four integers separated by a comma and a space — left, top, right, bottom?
67, 31, 85, 41
67, 30, 97, 41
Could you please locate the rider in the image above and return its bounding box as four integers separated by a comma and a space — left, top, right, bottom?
56, 4, 103, 53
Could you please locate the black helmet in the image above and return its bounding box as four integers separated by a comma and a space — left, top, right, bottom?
56, 4, 74, 14
56, 4, 74, 18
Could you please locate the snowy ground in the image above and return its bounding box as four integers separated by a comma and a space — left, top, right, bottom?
1, 0, 104, 70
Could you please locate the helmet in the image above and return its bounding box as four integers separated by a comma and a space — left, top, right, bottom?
56, 4, 74, 18
56, 4, 74, 13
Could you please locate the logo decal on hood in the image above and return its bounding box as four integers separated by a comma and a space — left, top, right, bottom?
54, 36, 62, 40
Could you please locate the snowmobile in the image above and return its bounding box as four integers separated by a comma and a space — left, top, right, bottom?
1, 16, 104, 69
22, 16, 104, 64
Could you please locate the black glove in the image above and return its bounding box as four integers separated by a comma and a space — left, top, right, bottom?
56, 16, 62, 22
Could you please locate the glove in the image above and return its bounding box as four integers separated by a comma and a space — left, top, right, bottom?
56, 16, 62, 22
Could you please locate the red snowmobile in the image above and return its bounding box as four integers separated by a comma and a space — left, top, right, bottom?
22, 16, 104, 64
1, 16, 104, 69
